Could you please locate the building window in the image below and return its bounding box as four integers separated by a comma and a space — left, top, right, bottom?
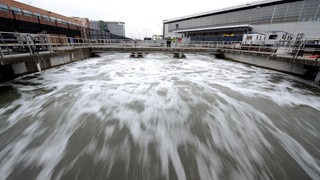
22, 9, 33, 17
42, 15, 50, 21
57, 18, 63, 23
50, 16, 56, 22
176, 24, 179, 29
0, 4, 9, 12
10, 6, 22, 15
33, 12, 41, 18
269, 35, 278, 40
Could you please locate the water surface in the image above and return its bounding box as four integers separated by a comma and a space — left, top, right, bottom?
0, 53, 320, 180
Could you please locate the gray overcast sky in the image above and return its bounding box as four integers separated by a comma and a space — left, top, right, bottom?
16, 0, 257, 39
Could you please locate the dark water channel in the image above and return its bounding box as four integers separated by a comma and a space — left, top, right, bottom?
0, 53, 320, 180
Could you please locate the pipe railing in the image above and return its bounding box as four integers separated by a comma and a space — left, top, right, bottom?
1, 31, 318, 59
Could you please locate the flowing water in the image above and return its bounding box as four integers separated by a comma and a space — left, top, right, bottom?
0, 53, 320, 180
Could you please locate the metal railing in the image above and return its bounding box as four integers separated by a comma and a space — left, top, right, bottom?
0, 31, 136, 58
1, 31, 319, 59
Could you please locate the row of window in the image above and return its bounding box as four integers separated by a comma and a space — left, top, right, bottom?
0, 3, 81, 26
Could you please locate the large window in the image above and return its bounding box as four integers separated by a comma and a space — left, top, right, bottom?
0, 4, 9, 12
42, 14, 50, 21
50, 16, 56, 22
10, 6, 22, 15
57, 18, 63, 23
22, 9, 33, 17
33, 12, 41, 18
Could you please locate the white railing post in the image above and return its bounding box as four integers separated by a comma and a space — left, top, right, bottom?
45, 34, 51, 52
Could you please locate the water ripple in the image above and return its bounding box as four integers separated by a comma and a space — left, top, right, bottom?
0, 53, 319, 180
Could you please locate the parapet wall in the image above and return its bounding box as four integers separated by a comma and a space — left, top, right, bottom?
223, 51, 320, 84
0, 48, 91, 82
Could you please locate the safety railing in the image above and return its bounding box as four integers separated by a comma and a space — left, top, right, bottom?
0, 31, 136, 58
1, 31, 319, 59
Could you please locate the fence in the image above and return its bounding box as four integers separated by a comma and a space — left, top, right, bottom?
1, 31, 319, 59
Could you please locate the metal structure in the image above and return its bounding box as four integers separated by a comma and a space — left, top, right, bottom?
0, 31, 319, 60
1, 31, 319, 84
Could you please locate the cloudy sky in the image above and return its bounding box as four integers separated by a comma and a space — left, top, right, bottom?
16, 0, 257, 39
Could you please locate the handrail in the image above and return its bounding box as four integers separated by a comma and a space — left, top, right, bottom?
0, 31, 318, 59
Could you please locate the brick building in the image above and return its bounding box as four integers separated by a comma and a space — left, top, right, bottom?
0, 0, 89, 38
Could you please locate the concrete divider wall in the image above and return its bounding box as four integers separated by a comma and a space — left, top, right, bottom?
223, 51, 320, 84
0, 48, 91, 82
223, 52, 307, 75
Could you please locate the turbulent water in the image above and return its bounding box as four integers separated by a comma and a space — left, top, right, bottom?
0, 53, 320, 180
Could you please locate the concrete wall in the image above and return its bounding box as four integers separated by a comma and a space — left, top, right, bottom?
0, 48, 91, 82
223, 52, 307, 75
223, 51, 320, 84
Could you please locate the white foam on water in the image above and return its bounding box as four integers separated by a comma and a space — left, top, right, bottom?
0, 53, 319, 180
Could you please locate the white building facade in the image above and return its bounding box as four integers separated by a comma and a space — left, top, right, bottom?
163, 0, 320, 41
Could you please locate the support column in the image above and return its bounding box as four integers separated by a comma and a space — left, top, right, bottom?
173, 53, 186, 58
130, 52, 144, 58
0, 64, 15, 82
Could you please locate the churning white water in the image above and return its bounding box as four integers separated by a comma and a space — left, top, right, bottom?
0, 53, 320, 180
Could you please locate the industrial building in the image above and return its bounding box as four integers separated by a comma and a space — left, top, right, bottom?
0, 0, 128, 40
0, 0, 88, 38
90, 21, 126, 37
163, 0, 320, 42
